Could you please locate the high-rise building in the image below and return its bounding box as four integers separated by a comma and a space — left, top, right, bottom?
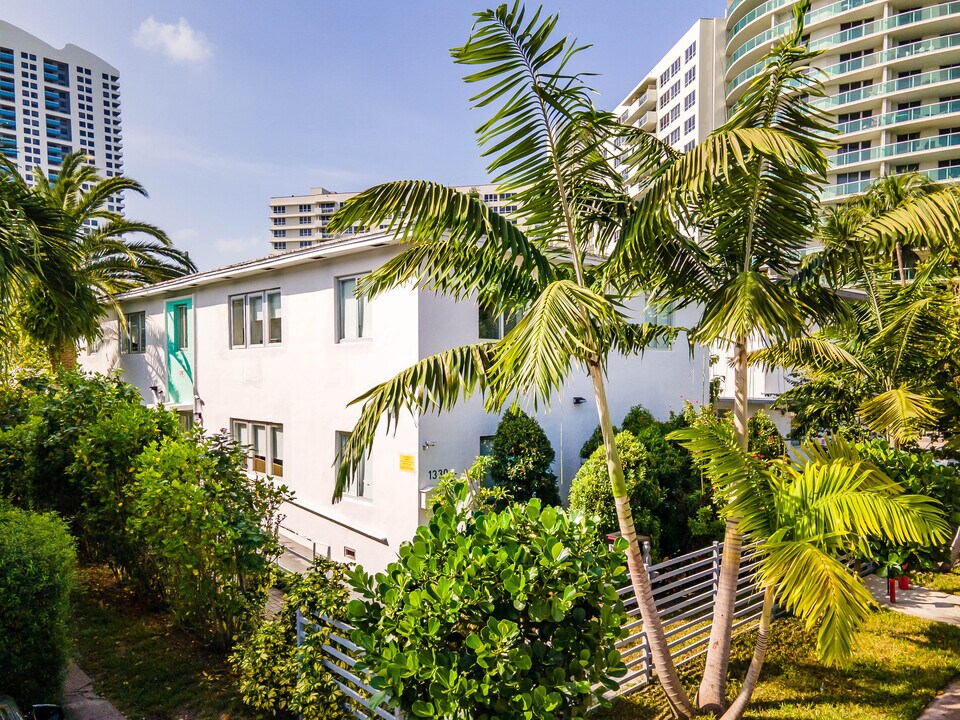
726, 0, 960, 200
268, 184, 518, 252
0, 21, 124, 214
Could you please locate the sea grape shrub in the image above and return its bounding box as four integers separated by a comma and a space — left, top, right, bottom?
128, 429, 290, 648
347, 480, 627, 720
489, 405, 560, 505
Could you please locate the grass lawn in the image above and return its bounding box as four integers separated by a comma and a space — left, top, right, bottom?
71, 564, 253, 720
596, 610, 960, 720
914, 565, 960, 596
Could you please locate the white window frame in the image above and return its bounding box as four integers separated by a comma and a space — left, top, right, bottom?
229, 289, 282, 348
122, 311, 146, 354
232, 419, 283, 477
337, 430, 369, 499
336, 274, 371, 342
478, 304, 522, 340
642, 299, 675, 350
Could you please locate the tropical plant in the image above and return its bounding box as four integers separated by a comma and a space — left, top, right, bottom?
746, 410, 785, 461
347, 479, 627, 719
327, 4, 822, 713
607, 5, 843, 708
3, 152, 195, 368
230, 558, 352, 720
669, 419, 949, 720
128, 429, 290, 647
489, 404, 560, 504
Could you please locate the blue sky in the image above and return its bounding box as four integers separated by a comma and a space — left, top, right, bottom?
5, 1, 724, 269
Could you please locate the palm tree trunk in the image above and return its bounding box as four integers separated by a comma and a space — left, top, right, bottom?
718, 586, 774, 720
58, 342, 78, 371
895, 242, 907, 286
588, 362, 695, 720
698, 337, 749, 714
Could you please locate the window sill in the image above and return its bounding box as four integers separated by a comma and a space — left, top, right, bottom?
337, 338, 373, 344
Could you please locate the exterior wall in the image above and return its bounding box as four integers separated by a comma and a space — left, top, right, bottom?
0, 21, 123, 213
268, 183, 518, 254
726, 0, 960, 201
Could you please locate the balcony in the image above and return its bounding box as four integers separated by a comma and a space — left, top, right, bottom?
811, 66, 960, 111
821, 178, 873, 199
838, 99, 960, 135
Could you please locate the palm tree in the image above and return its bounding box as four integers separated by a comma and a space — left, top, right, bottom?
3, 152, 195, 368
608, 4, 846, 711
669, 420, 949, 720
756, 173, 960, 447
328, 5, 823, 717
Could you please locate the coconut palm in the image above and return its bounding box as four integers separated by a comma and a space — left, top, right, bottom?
670, 419, 949, 720
3, 152, 195, 368
328, 4, 825, 717
607, 4, 847, 711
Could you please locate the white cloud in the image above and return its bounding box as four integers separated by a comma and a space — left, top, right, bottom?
213, 235, 263, 255
133, 17, 212, 63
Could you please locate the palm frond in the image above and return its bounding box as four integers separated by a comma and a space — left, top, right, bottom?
858, 386, 941, 443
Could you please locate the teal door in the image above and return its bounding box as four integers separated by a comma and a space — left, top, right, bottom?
165, 298, 194, 405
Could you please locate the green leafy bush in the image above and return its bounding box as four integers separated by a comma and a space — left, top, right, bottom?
347, 480, 627, 719
230, 558, 352, 719
568, 431, 661, 547
858, 439, 960, 568
0, 507, 77, 706
128, 429, 290, 647
748, 409, 787, 460
489, 405, 560, 505
70, 402, 181, 597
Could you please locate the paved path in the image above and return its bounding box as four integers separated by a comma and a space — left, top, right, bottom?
863, 574, 960, 627
864, 574, 960, 719
62, 663, 125, 720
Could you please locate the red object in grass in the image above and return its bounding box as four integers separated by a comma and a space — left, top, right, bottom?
888, 578, 897, 603
899, 575, 909, 590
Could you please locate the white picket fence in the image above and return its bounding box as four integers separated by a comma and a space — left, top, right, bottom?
295, 539, 766, 718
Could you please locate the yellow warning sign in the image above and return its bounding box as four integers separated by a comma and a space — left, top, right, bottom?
399, 454, 415, 472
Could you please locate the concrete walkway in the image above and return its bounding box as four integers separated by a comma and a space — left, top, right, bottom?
62, 663, 125, 720
863, 574, 960, 627
864, 574, 960, 719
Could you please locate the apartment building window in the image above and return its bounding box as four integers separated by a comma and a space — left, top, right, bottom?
895, 163, 920, 173
837, 139, 871, 157
230, 290, 281, 348
684, 91, 696, 110
642, 300, 674, 350
836, 170, 871, 185
122, 311, 146, 354
668, 128, 680, 145
299, 241, 312, 248
337, 431, 368, 498
670, 104, 680, 122
233, 420, 283, 476
837, 109, 872, 124
838, 79, 873, 95
684, 116, 696, 134
670, 80, 680, 100
272, 205, 286, 213
684, 67, 696, 87
479, 303, 521, 340
274, 242, 287, 251
273, 230, 286, 238
683, 140, 696, 152
273, 217, 286, 226
670, 58, 680, 77
337, 276, 369, 341
298, 204, 311, 213
659, 115, 670, 131
896, 131, 919, 143
685, 41, 696, 63
896, 69, 920, 90
299, 228, 312, 237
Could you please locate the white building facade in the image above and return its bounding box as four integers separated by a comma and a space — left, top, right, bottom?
80, 233, 711, 574
0, 21, 123, 209
268, 184, 517, 253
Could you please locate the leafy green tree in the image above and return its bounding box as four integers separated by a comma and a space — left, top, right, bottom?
746, 410, 785, 461
489, 405, 560, 505
3, 152, 195, 368
329, 4, 834, 715
670, 422, 949, 720
347, 480, 627, 719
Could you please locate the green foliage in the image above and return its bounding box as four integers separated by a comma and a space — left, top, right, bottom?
747, 410, 786, 461
128, 429, 290, 648
576, 405, 723, 557
347, 480, 627, 719
858, 439, 960, 568
568, 431, 660, 548
671, 418, 950, 666
70, 401, 182, 596
490, 405, 559, 505
0, 507, 77, 706
230, 558, 352, 719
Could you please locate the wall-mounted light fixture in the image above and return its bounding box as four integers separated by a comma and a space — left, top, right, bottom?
573, 396, 587, 405
422, 440, 436, 450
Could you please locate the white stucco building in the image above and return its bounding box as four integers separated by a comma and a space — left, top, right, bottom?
80, 232, 711, 574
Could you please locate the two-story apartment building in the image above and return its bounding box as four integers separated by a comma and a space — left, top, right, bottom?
80, 231, 711, 574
